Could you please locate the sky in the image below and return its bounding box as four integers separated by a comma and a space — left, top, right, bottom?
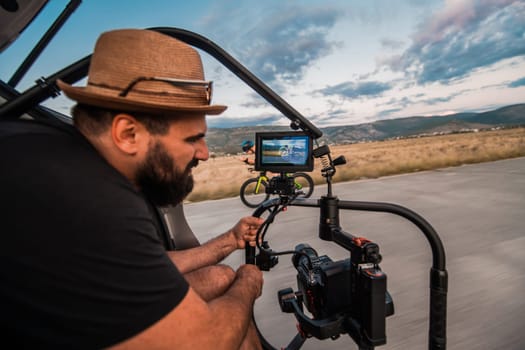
1, 0, 524, 128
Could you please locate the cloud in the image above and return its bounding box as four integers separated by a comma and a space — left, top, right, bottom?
317, 80, 392, 99
380, 38, 405, 50
378, 108, 403, 119
207, 114, 283, 128
423, 96, 455, 105
205, 5, 342, 86
508, 76, 525, 88
384, 96, 413, 108
385, 0, 525, 84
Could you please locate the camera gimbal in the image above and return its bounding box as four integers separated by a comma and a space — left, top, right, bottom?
246, 144, 447, 350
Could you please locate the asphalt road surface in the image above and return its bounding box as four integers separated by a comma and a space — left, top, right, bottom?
183, 157, 525, 350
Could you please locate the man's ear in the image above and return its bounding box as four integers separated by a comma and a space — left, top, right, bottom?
111, 113, 147, 155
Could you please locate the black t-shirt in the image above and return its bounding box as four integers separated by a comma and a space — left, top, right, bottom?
0, 119, 189, 349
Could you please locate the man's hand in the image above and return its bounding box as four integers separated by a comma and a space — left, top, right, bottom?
230, 216, 264, 249
169, 216, 264, 274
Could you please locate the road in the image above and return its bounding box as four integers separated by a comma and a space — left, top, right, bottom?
183, 157, 525, 350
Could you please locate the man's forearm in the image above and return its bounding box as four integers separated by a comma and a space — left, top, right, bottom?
168, 231, 237, 273
108, 265, 263, 350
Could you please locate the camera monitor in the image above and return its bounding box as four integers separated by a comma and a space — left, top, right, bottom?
255, 131, 313, 173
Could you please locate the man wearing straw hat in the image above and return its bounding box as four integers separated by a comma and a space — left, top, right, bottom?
0, 29, 263, 349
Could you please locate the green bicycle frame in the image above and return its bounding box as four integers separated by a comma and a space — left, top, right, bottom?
254, 173, 269, 194
255, 171, 304, 194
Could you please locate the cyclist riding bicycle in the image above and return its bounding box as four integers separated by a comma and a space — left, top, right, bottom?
240, 140, 255, 165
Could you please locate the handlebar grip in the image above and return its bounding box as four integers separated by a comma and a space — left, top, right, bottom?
246, 245, 256, 265
429, 268, 448, 349
246, 198, 280, 267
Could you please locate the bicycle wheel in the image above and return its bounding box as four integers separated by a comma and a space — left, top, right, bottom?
292, 173, 314, 198
240, 178, 270, 208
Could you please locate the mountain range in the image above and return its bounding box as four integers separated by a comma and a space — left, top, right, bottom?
206, 103, 525, 155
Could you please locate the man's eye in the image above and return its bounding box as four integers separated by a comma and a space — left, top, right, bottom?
187, 136, 204, 144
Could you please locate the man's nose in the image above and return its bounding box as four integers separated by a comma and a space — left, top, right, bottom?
196, 142, 209, 161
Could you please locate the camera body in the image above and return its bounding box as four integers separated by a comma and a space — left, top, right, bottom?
293, 244, 352, 319
284, 243, 394, 347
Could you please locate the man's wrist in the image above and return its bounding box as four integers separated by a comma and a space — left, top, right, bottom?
214, 230, 239, 257
225, 230, 239, 247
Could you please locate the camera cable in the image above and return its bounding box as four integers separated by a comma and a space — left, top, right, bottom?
254, 198, 314, 268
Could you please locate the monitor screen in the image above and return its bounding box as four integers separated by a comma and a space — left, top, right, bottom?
255, 131, 313, 172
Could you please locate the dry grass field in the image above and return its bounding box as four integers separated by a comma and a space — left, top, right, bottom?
187, 127, 525, 203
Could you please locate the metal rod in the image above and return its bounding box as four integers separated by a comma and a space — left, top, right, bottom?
0, 55, 90, 119
8, 0, 82, 87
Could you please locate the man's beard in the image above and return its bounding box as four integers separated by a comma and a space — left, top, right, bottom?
135, 141, 196, 207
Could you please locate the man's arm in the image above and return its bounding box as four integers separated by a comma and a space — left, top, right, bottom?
168, 231, 236, 274
168, 216, 263, 274
239, 156, 255, 165
108, 264, 263, 350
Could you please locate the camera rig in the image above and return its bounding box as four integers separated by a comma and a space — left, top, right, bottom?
246, 143, 447, 350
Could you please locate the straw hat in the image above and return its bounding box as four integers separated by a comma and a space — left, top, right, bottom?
57, 29, 227, 115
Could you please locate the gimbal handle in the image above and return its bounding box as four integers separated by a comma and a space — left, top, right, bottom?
245, 198, 281, 265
